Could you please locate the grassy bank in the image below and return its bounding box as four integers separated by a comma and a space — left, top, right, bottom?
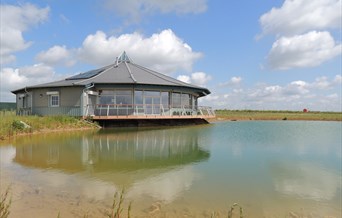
1, 109, 341, 141
214, 110, 342, 121
0, 111, 98, 141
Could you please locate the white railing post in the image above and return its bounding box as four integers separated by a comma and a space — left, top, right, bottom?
206, 107, 210, 116
199, 107, 204, 116
85, 104, 89, 116
161, 104, 164, 116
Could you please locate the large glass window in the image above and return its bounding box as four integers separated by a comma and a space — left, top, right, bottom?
99, 90, 132, 105
172, 93, 181, 108
161, 92, 169, 108
181, 93, 191, 108
142, 91, 161, 114
193, 96, 198, 109
134, 91, 143, 105
144, 91, 160, 97
116, 90, 132, 105
99, 95, 113, 105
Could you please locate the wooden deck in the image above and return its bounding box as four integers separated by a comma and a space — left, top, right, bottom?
88, 114, 215, 120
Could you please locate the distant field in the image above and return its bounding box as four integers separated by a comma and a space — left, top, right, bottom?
214, 110, 342, 121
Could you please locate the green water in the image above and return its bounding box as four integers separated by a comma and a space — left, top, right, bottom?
1, 121, 341, 217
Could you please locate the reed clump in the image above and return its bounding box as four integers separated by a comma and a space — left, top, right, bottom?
0, 186, 11, 218
210, 203, 244, 218
106, 189, 132, 218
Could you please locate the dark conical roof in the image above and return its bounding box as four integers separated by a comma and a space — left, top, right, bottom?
12, 52, 210, 96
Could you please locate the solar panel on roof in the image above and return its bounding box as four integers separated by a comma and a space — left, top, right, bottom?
66, 68, 105, 80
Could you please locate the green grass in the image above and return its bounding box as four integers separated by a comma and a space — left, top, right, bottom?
214, 110, 342, 121
0, 111, 98, 141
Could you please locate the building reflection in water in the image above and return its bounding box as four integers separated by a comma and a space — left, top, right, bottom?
13, 127, 210, 202
14, 128, 210, 172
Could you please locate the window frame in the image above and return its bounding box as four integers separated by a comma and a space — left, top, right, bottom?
50, 94, 60, 107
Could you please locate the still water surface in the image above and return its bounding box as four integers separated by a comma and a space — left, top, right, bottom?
1, 121, 341, 217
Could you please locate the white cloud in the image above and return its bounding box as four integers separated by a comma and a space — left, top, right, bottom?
273, 163, 340, 201
177, 75, 191, 84
190, 72, 211, 86
267, 31, 341, 70
128, 166, 195, 203
334, 75, 342, 84
259, 0, 341, 70
219, 76, 242, 87
18, 64, 55, 79
199, 94, 220, 104
0, 3, 49, 64
78, 29, 202, 74
259, 0, 341, 37
104, 0, 207, 22
249, 85, 283, 98
202, 76, 341, 111
284, 81, 310, 95
36, 45, 75, 67
311, 76, 332, 89
231, 76, 242, 84
177, 72, 211, 86
0, 64, 64, 102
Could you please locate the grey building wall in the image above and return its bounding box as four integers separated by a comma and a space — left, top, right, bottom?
32, 87, 82, 107
60, 87, 83, 107
32, 88, 51, 107
29, 87, 83, 116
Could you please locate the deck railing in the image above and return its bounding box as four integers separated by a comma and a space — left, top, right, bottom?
16, 105, 215, 118
85, 104, 215, 118
32, 106, 82, 116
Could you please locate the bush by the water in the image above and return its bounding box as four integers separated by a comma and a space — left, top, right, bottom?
11, 120, 26, 131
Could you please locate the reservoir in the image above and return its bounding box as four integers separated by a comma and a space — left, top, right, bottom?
1, 121, 341, 217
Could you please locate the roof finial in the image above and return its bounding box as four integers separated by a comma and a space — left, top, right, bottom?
117, 51, 132, 63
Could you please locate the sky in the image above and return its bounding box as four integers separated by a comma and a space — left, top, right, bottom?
0, 0, 341, 111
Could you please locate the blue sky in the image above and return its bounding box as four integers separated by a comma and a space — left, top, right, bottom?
0, 0, 341, 111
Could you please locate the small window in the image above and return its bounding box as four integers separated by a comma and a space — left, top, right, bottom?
50, 95, 59, 107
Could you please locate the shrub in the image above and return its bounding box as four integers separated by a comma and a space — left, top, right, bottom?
11, 120, 25, 131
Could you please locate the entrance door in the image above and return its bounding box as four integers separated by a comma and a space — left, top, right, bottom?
144, 96, 160, 115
